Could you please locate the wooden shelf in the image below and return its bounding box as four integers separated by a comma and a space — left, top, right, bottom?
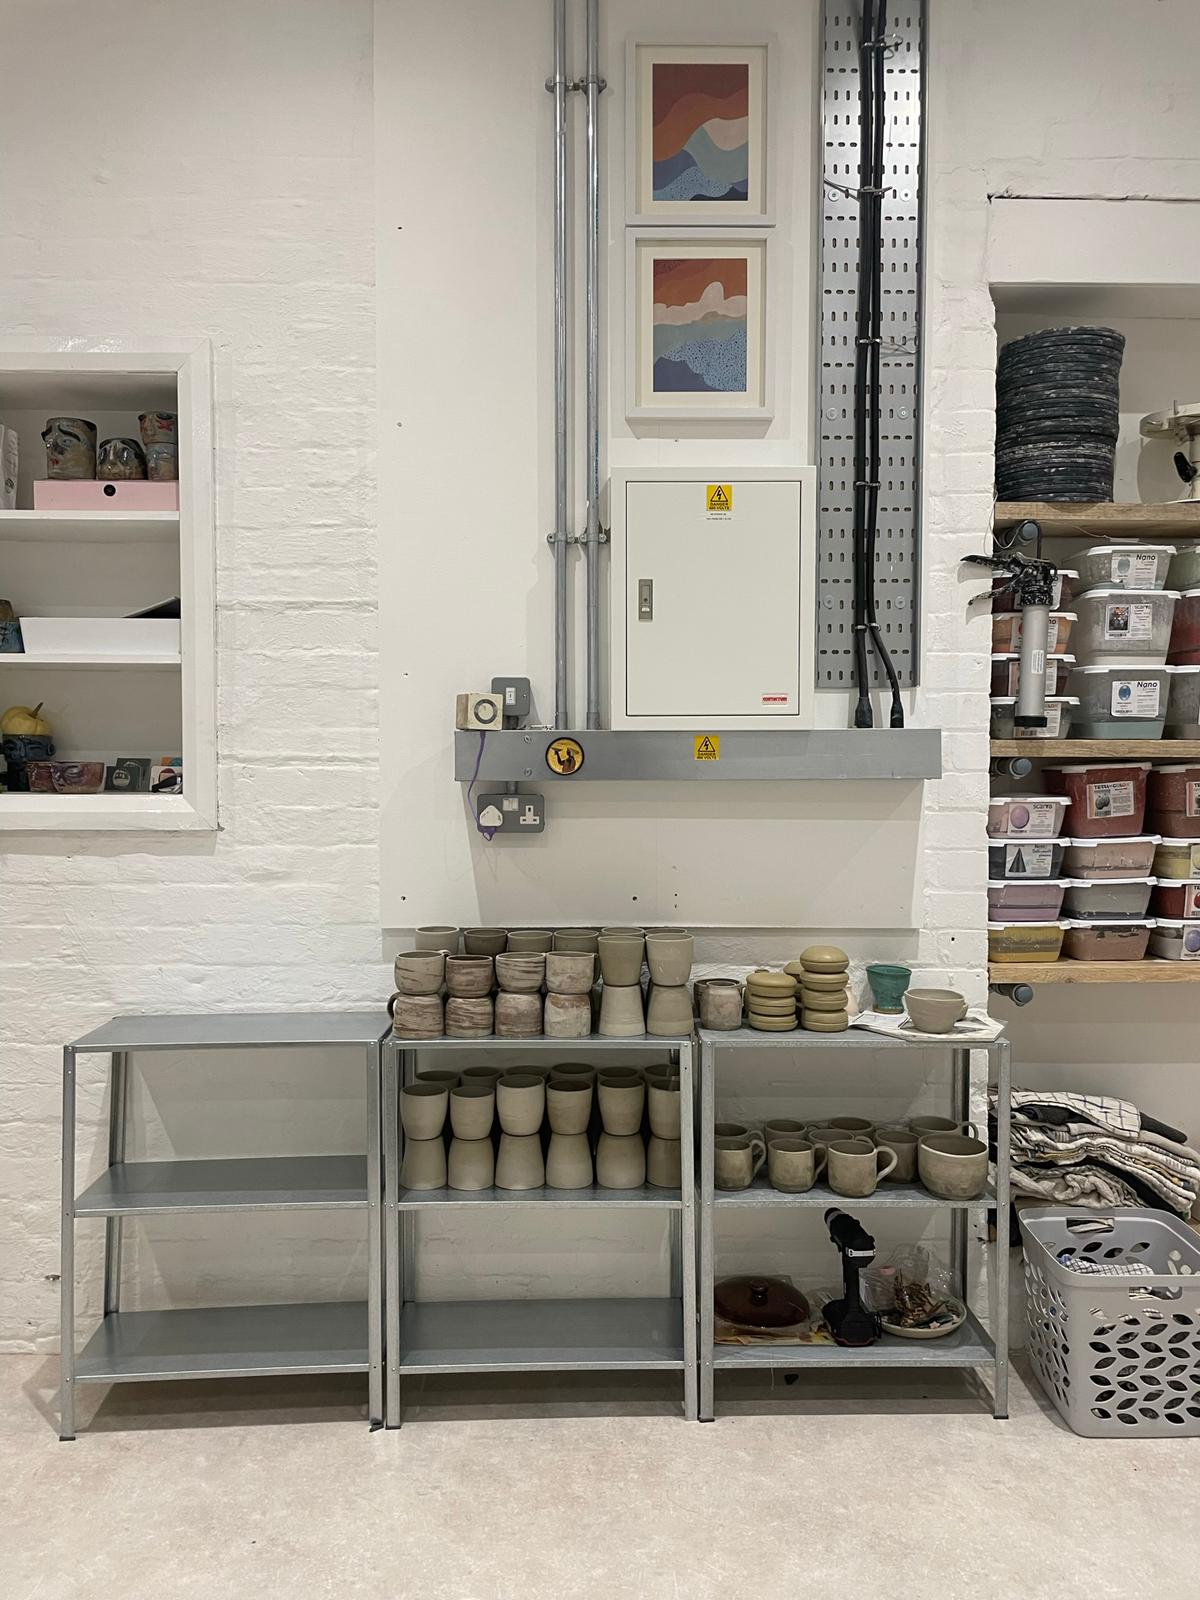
994, 502, 1200, 539
991, 739, 1200, 759
0, 654, 180, 669
990, 960, 1200, 985
0, 510, 178, 543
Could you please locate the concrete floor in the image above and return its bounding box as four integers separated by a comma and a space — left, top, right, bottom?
4, 1355, 1197, 1600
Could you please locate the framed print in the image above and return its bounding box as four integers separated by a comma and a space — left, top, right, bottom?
626, 232, 770, 422
628, 43, 769, 224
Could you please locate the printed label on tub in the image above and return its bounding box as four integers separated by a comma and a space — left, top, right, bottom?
1014, 702, 1064, 738
1086, 779, 1136, 821
1005, 800, 1061, 838
1177, 926, 1200, 959
1110, 678, 1161, 718
1004, 842, 1054, 878
1111, 551, 1162, 586
1183, 886, 1200, 918
1188, 781, 1200, 819
1104, 602, 1154, 642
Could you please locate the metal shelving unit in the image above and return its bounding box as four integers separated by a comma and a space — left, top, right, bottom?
60, 1011, 390, 1439
383, 1033, 696, 1427
696, 1027, 1011, 1420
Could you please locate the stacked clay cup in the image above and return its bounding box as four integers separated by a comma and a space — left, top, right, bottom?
645, 932, 694, 1037
791, 945, 850, 1033
598, 930, 646, 1036
744, 969, 798, 1032
544, 950, 595, 1039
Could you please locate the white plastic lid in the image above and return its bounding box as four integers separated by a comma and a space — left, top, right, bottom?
1154, 878, 1200, 887
1066, 834, 1160, 847
990, 795, 1070, 804
993, 611, 1077, 621
987, 920, 1065, 929
1181, 588, 1200, 598
991, 652, 1077, 663
990, 696, 1079, 706
1081, 544, 1177, 556
989, 832, 1066, 843
1072, 663, 1169, 674
1075, 588, 1180, 600
1053, 762, 1153, 772
1062, 918, 1155, 928
1154, 918, 1200, 928
1064, 876, 1156, 887
988, 879, 1068, 890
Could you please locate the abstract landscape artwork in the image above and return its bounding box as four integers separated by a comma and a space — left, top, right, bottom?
630, 237, 768, 420
631, 45, 767, 221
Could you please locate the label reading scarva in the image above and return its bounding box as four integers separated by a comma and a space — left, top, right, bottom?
1087, 779, 1136, 821
1110, 677, 1161, 718
1003, 842, 1054, 879
1005, 799, 1061, 838
1104, 602, 1154, 642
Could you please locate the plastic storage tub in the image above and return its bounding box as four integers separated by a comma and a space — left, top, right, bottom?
1062, 835, 1159, 880
1061, 877, 1154, 920
990, 653, 1074, 696
1151, 880, 1200, 919
990, 697, 1077, 740
991, 611, 1075, 654
988, 837, 1065, 880
987, 880, 1068, 921
1021, 1207, 1200, 1437
1150, 919, 1200, 960
987, 795, 1070, 840
1068, 664, 1169, 738
1047, 762, 1150, 838
1075, 543, 1176, 592
1071, 588, 1178, 667
1167, 548, 1200, 592
1168, 589, 1200, 666
1147, 764, 1200, 838
1164, 664, 1200, 735
1153, 837, 1200, 879
1061, 918, 1154, 960
987, 920, 1065, 963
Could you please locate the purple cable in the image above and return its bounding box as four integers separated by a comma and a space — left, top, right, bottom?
467, 730, 498, 840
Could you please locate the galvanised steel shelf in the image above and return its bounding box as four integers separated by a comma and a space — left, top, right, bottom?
75, 1155, 368, 1216
75, 1301, 369, 1383
60, 1011, 390, 1439
384, 1032, 697, 1426
713, 1307, 994, 1370
453, 727, 942, 783
397, 1299, 684, 1375
697, 1029, 1012, 1420
714, 1178, 993, 1210
396, 1183, 681, 1210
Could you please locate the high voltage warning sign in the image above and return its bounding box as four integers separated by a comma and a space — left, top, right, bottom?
694, 734, 720, 761
706, 484, 732, 514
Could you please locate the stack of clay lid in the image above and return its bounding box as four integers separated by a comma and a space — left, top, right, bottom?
788, 945, 850, 1032
744, 969, 798, 1031
995, 326, 1124, 503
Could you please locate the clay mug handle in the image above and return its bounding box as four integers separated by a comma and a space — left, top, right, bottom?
387, 991, 400, 1018
962, 1121, 980, 1140
812, 1144, 828, 1179
875, 1147, 899, 1182
749, 1135, 766, 1178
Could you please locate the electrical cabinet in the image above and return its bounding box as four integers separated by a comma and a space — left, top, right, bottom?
607, 466, 816, 730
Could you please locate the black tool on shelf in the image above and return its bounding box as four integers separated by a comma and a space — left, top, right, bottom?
965, 523, 1058, 728
822, 1208, 881, 1347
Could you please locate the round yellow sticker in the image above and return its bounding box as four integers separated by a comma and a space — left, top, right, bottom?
546, 737, 585, 776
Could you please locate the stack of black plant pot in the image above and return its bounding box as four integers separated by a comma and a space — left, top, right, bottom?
995, 326, 1125, 503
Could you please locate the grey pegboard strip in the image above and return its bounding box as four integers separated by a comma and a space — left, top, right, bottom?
817, 0, 924, 688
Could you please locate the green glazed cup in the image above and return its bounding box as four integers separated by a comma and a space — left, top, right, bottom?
866, 962, 911, 1014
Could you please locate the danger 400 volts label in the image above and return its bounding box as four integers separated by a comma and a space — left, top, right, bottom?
706, 484, 732, 518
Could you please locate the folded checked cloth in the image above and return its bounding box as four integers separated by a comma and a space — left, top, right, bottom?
1010, 1162, 1143, 1210
1011, 1126, 1200, 1214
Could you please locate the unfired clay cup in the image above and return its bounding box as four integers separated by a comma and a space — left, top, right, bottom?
598, 1076, 645, 1135
598, 936, 645, 986
415, 1069, 460, 1087
908, 1115, 980, 1140
496, 1072, 545, 1135
918, 1133, 989, 1200
554, 929, 599, 953
448, 1137, 494, 1191
544, 992, 591, 1037
449, 1082, 495, 1140
394, 951, 445, 996
646, 1136, 682, 1189
545, 951, 595, 994
548, 1063, 597, 1085
463, 927, 507, 956
495, 953, 545, 993
645, 932, 693, 986
400, 1081, 449, 1140
596, 1132, 646, 1189
495, 991, 543, 1038
698, 979, 743, 1030
460, 1064, 504, 1087
648, 1081, 681, 1138
828, 1116, 877, 1138
827, 1138, 896, 1198
767, 1137, 826, 1193
714, 1132, 765, 1191
876, 1126, 919, 1182
904, 988, 968, 1033
598, 983, 645, 1037
546, 1078, 593, 1133
647, 983, 693, 1036
507, 929, 554, 954
391, 995, 444, 1038
415, 926, 460, 954
495, 1133, 544, 1190
546, 1132, 592, 1189
445, 955, 495, 997
400, 1136, 446, 1191
445, 996, 494, 1038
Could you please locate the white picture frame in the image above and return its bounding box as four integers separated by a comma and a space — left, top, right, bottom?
625, 230, 772, 423
626, 41, 771, 226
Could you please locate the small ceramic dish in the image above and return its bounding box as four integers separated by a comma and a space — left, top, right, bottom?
881, 1298, 967, 1340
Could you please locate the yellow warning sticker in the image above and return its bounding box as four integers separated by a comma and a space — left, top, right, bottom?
706, 484, 733, 514
694, 734, 720, 761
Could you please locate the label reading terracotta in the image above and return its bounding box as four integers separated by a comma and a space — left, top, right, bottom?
1111, 551, 1161, 586
1189, 782, 1200, 819
1104, 601, 1154, 642
694, 734, 720, 761
1086, 779, 1135, 821
706, 483, 733, 516
1004, 799, 1061, 838
1110, 678, 1161, 718
1003, 842, 1054, 879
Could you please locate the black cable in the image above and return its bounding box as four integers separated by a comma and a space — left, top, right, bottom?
851, 0, 876, 728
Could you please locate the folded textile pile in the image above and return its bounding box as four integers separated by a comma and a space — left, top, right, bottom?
990, 1089, 1200, 1217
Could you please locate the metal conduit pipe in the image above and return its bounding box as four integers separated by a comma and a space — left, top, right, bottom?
584, 0, 604, 730
550, 0, 570, 728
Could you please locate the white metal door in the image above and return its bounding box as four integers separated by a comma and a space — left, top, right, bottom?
624, 478, 802, 718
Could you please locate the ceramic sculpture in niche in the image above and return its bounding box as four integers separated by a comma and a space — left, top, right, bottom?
42, 417, 97, 479
145, 442, 178, 481
138, 411, 177, 446
97, 437, 147, 480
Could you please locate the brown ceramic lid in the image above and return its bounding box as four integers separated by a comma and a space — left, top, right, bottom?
715, 1275, 809, 1330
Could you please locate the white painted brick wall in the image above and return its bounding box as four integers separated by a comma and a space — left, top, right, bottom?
2, 0, 1197, 1347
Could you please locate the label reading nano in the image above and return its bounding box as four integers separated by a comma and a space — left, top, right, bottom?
694, 734, 720, 761
706, 483, 733, 515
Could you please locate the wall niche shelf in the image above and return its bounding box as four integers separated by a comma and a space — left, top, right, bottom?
990, 961, 1200, 986
0, 340, 215, 832
994, 501, 1200, 540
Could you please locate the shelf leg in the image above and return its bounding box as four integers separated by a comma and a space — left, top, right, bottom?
102, 1051, 129, 1317
383, 1039, 402, 1428
950, 1047, 969, 1301
698, 1039, 715, 1421
59, 1046, 76, 1441
679, 1040, 698, 1422
993, 1038, 1012, 1420
366, 1039, 384, 1428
